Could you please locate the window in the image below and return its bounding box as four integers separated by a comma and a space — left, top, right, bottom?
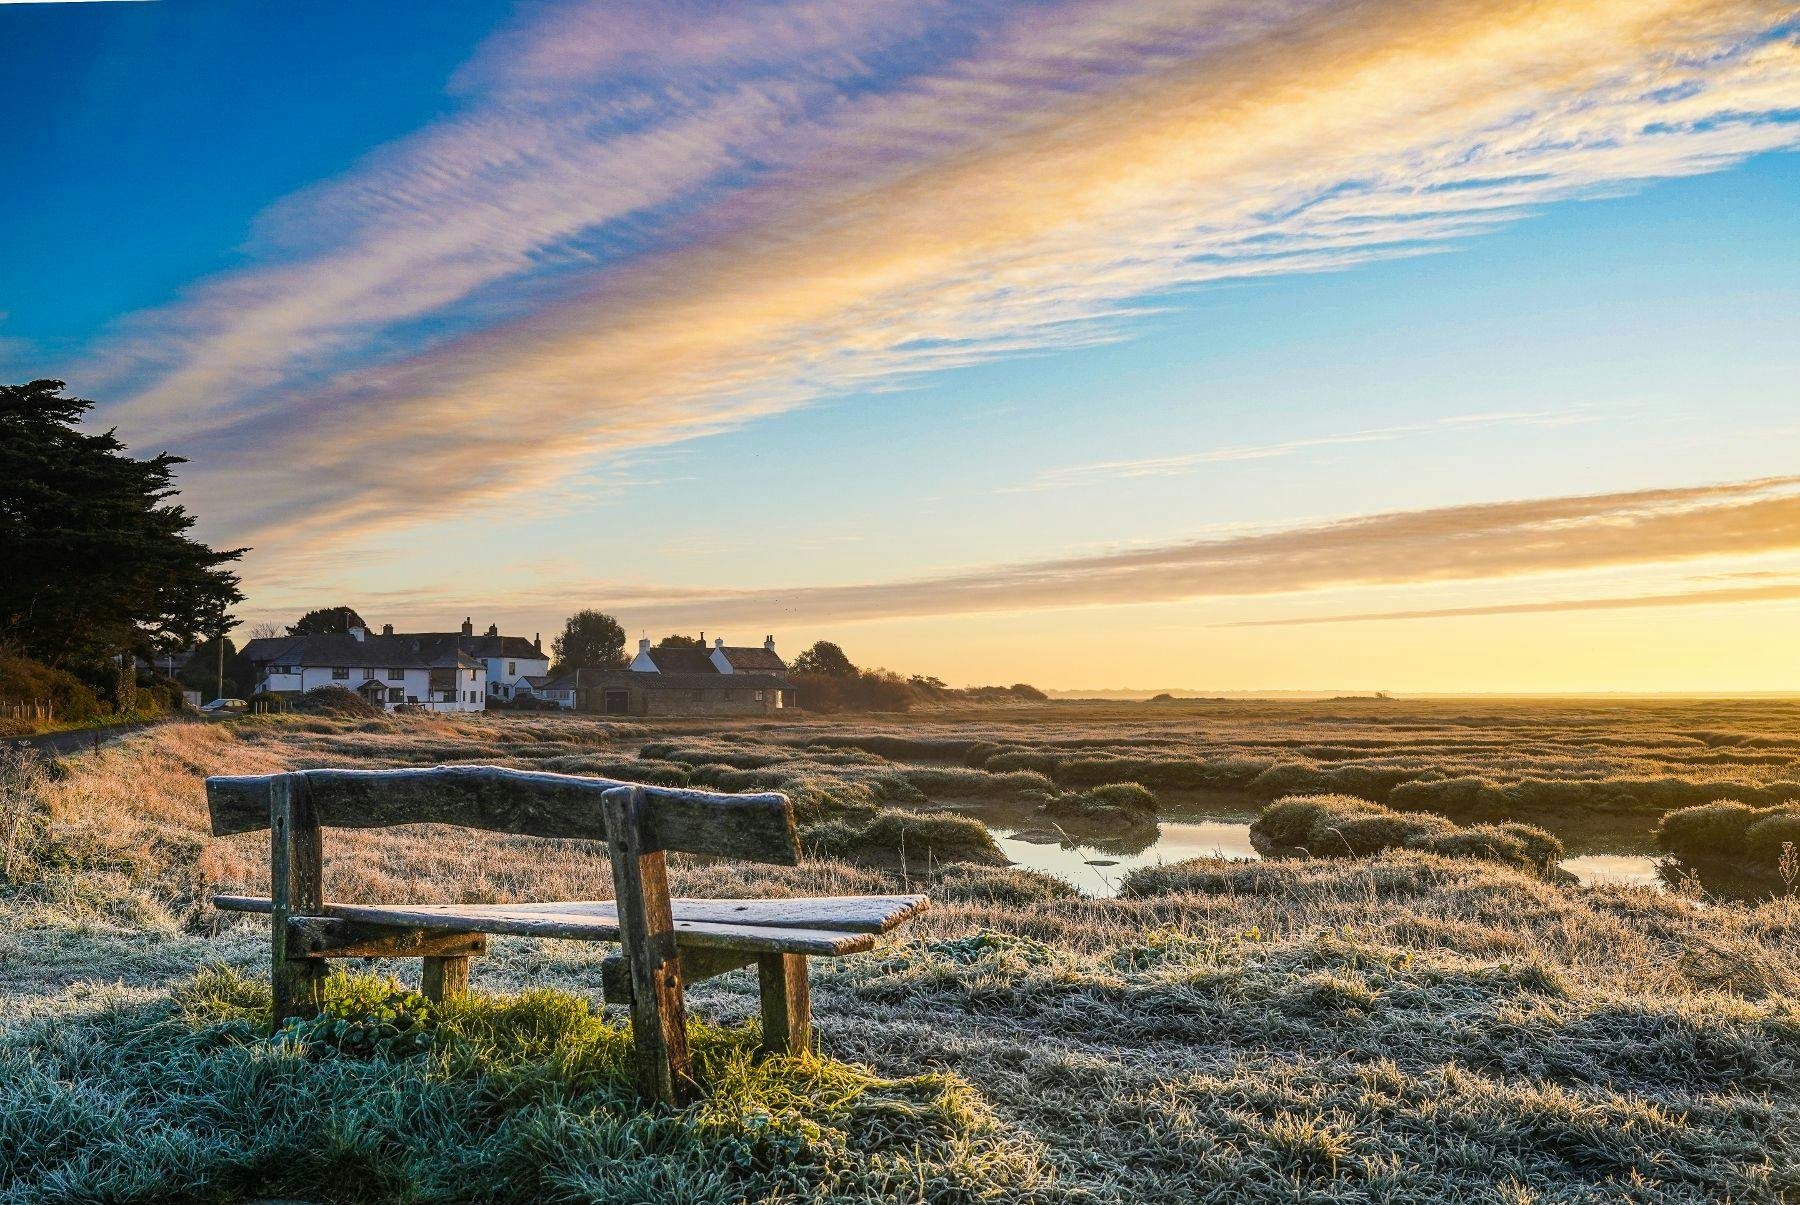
507, 661, 516, 675
386, 667, 403, 681
273, 665, 295, 675
388, 688, 404, 703
690, 690, 704, 703
753, 690, 764, 703
361, 668, 376, 680
469, 669, 478, 680
723, 690, 735, 701
331, 667, 348, 680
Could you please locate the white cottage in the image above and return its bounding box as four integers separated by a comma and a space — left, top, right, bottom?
393, 618, 551, 702
241, 626, 487, 712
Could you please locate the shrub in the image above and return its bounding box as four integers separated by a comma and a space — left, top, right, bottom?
0, 651, 105, 725
292, 685, 384, 717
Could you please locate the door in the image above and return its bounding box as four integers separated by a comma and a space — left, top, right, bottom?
603, 689, 630, 714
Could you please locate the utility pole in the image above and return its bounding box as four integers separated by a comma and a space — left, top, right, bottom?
217, 617, 226, 702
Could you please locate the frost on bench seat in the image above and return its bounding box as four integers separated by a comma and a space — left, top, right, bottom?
212, 894, 930, 955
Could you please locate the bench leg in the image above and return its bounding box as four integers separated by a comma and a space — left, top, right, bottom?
603, 786, 695, 1106
270, 774, 326, 1025
421, 955, 470, 1003
758, 953, 811, 1057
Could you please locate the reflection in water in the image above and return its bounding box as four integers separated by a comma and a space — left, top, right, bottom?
964, 798, 1671, 898
994, 820, 1263, 894
1559, 854, 1664, 889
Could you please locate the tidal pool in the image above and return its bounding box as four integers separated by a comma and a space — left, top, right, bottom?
942, 792, 1669, 897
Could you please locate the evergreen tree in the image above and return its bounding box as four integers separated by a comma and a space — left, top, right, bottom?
0, 380, 243, 666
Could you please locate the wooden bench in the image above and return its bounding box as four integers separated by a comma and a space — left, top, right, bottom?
205, 765, 926, 1104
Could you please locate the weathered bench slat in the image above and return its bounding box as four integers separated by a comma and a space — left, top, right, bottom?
207, 766, 799, 865
214, 896, 878, 956
286, 917, 488, 960
214, 893, 926, 935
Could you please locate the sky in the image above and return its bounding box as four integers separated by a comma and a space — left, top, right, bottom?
2, 0, 1798, 693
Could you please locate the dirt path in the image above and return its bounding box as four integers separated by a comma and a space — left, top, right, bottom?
3, 717, 175, 757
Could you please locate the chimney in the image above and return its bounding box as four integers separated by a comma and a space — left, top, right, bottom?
698, 631, 704, 648
638, 637, 651, 656
382, 623, 393, 637
533, 632, 542, 652
763, 634, 776, 653
348, 624, 366, 642
485, 623, 498, 637
713, 637, 724, 650
461, 616, 473, 637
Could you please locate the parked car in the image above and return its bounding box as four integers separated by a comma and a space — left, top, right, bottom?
201, 697, 247, 714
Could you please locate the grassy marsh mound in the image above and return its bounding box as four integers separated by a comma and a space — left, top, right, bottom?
1656, 800, 1800, 880
1251, 794, 1564, 874
1034, 781, 1159, 829
802, 807, 1005, 870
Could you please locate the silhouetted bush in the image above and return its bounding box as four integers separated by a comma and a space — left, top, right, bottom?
293, 685, 384, 718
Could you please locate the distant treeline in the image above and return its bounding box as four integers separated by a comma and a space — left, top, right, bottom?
786, 641, 1047, 713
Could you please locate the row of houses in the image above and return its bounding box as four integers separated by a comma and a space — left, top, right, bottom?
239, 620, 791, 716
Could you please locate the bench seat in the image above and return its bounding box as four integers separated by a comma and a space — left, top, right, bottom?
213, 893, 928, 957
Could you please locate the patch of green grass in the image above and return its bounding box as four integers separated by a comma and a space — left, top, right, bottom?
0, 967, 1057, 1203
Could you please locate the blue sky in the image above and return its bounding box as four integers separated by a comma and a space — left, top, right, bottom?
4, 0, 1799, 690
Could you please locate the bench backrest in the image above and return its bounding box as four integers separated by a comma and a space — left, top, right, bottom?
206, 764, 799, 864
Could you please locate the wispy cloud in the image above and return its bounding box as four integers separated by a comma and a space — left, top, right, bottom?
1225, 580, 1800, 626
505, 474, 1800, 628
82, 0, 1800, 567
1002, 412, 1592, 492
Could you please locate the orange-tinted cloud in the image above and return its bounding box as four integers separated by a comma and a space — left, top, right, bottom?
85, 0, 1800, 564
501, 475, 1800, 629
1226, 581, 1800, 626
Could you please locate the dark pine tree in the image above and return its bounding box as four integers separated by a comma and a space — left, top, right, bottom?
0, 380, 243, 667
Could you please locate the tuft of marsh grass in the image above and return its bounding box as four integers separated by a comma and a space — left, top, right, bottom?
802, 807, 1005, 870
1252, 794, 1564, 873
1656, 799, 1800, 881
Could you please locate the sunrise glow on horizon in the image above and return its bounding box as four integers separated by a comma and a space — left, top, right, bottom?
4, 0, 1798, 693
